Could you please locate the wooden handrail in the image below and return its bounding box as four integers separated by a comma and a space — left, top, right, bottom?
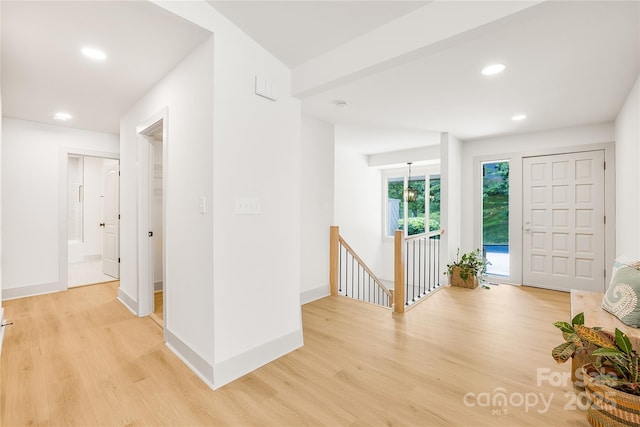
329, 226, 445, 314
337, 236, 393, 301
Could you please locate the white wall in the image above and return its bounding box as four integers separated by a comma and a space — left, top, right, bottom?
1, 118, 118, 299
120, 36, 215, 375
209, 16, 302, 387
135, 0, 305, 390
1, 0, 4, 343
459, 122, 616, 285
615, 74, 640, 259
334, 144, 384, 275
440, 133, 462, 283
300, 115, 334, 304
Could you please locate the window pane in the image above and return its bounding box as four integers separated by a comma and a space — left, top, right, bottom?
406, 175, 425, 235
387, 177, 404, 237
429, 175, 440, 231
482, 162, 509, 276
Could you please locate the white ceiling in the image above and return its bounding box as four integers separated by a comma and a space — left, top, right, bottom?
302, 1, 639, 143
1, 1, 211, 134
209, 1, 429, 67
210, 0, 639, 153
2, 1, 638, 154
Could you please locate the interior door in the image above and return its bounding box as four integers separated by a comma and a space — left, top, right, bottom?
102, 164, 120, 278
522, 150, 605, 292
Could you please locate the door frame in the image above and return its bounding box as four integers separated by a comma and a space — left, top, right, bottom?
472, 141, 615, 286
473, 152, 522, 285
58, 148, 120, 290
136, 108, 168, 322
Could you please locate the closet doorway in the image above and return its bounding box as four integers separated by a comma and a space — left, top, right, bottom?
136, 112, 166, 328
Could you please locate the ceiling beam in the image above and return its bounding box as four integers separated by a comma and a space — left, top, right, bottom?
292, 0, 546, 98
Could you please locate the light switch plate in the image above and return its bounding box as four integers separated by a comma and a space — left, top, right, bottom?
235, 197, 261, 215
255, 75, 277, 101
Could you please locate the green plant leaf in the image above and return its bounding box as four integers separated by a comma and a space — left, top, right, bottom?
575, 325, 616, 349
615, 329, 633, 355
552, 342, 576, 363
631, 356, 640, 383
553, 321, 574, 334
563, 332, 581, 344
571, 312, 585, 326
592, 348, 624, 357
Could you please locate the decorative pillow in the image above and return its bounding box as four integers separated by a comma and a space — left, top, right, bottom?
612, 256, 640, 276
602, 264, 640, 327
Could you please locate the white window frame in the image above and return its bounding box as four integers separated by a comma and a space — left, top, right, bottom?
473, 154, 519, 285
382, 165, 440, 240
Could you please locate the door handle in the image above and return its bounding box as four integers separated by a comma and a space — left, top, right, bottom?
148, 231, 153, 237
99, 223, 105, 227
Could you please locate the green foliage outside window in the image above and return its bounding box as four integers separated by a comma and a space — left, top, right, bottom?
482, 162, 509, 245
388, 175, 440, 236
429, 177, 440, 231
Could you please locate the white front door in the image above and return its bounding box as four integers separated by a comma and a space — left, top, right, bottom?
102, 165, 120, 278
522, 150, 605, 292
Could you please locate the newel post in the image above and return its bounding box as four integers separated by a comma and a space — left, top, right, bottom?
330, 226, 339, 296
394, 230, 405, 314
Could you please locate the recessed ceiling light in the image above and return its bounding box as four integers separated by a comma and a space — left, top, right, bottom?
481, 63, 506, 76
511, 114, 527, 121
81, 47, 107, 61
53, 112, 72, 122
335, 100, 349, 108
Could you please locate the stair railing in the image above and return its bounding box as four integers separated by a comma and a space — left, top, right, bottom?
393, 229, 443, 313
330, 226, 393, 308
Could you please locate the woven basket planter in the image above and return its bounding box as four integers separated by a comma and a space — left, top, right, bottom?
583, 364, 640, 426
449, 266, 478, 289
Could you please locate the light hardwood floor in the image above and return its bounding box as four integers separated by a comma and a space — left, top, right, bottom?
149, 291, 164, 328
1, 282, 589, 426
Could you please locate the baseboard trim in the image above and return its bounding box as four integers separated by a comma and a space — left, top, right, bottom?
0, 308, 5, 355
2, 281, 64, 300
300, 285, 330, 305
117, 288, 138, 315
213, 328, 303, 389
165, 329, 215, 389
154, 281, 163, 292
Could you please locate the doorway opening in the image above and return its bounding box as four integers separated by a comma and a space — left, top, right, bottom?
67, 154, 120, 287
481, 161, 510, 277
150, 131, 164, 326
137, 113, 166, 327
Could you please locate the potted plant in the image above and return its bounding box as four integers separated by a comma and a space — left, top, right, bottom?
445, 248, 488, 289
552, 312, 640, 426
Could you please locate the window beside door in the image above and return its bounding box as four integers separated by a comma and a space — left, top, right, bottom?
482, 161, 510, 276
